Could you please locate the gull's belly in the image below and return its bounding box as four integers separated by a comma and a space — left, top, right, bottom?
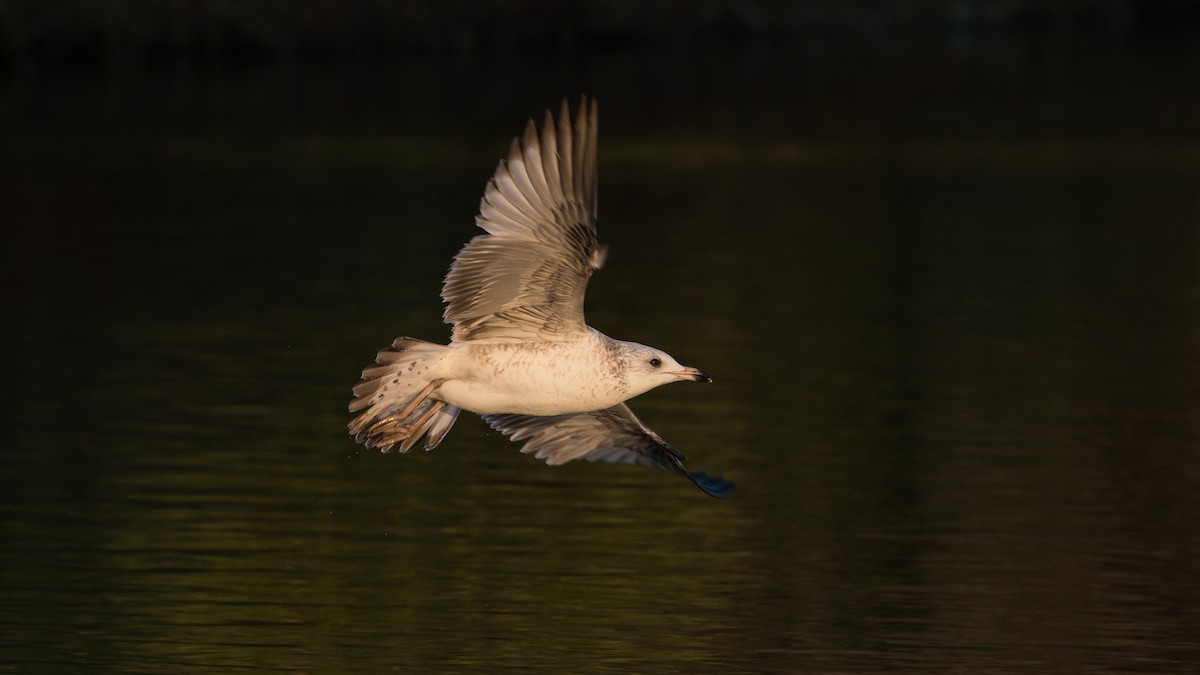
436, 341, 626, 416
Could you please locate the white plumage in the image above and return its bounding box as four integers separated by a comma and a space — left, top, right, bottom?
348, 97, 733, 498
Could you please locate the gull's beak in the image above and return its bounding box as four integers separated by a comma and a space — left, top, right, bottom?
672, 366, 712, 383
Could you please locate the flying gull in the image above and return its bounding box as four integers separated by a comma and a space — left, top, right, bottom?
348, 97, 734, 498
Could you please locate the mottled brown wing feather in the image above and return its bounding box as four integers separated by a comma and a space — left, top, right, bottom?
482, 403, 735, 498
442, 97, 607, 342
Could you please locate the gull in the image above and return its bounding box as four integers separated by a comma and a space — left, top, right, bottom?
348, 97, 733, 498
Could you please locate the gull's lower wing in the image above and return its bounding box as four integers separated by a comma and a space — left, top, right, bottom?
483, 403, 735, 498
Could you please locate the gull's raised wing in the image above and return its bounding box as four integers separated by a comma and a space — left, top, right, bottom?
482, 403, 735, 498
442, 97, 606, 342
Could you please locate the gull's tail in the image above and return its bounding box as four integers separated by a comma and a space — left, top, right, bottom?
348, 337, 462, 453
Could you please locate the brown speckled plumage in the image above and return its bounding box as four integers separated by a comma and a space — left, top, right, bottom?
348, 97, 733, 498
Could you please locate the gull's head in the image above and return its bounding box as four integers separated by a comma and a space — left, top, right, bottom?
620, 341, 711, 397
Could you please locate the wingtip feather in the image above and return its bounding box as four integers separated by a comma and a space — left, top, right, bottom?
688, 472, 736, 499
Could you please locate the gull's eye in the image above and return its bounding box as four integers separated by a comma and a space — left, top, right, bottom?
649, 358, 662, 368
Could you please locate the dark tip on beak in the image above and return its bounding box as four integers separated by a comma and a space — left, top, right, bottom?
674, 367, 711, 383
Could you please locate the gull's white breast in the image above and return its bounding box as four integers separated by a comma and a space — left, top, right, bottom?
436, 332, 629, 416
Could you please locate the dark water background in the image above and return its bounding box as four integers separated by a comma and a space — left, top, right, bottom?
3, 39, 1200, 672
